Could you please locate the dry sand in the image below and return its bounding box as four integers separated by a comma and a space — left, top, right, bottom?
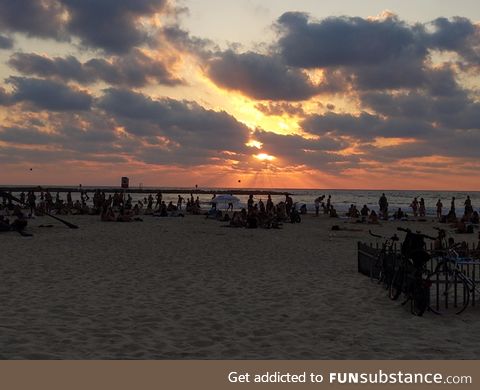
1, 213, 479, 359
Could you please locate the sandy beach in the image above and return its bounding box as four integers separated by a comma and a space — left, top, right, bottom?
1, 213, 479, 359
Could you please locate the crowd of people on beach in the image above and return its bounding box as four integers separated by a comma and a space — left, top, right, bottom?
209, 193, 302, 229
1, 188, 479, 234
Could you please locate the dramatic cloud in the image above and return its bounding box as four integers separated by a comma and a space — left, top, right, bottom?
61, 0, 168, 53
9, 50, 183, 87
0, 0, 170, 53
7, 77, 93, 111
86, 88, 258, 166
1, 3, 480, 187
274, 12, 480, 91
277, 12, 425, 68
427, 17, 480, 61
206, 50, 319, 101
253, 129, 352, 169
0, 0, 66, 40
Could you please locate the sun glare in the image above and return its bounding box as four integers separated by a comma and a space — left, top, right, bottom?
254, 153, 276, 161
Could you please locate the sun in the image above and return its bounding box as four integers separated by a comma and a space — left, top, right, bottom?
254, 153, 276, 162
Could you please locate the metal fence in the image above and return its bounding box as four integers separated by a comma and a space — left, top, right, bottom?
358, 241, 480, 308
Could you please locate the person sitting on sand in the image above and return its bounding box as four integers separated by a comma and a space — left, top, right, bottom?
300, 204, 307, 215
368, 210, 379, 224
229, 211, 245, 227
329, 207, 338, 218
472, 211, 479, 225
393, 208, 404, 220
101, 206, 116, 222
116, 208, 133, 222
160, 201, 168, 217
0, 215, 29, 235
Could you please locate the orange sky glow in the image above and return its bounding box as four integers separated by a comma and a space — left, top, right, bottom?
1, 1, 480, 190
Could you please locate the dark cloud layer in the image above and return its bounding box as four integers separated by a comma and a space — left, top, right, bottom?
9, 50, 183, 87
98, 88, 250, 153
61, 0, 167, 53
0, 0, 169, 53
0, 0, 66, 39
206, 50, 319, 101
7, 77, 93, 111
277, 12, 425, 68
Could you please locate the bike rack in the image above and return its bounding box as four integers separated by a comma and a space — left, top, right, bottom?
358, 241, 480, 310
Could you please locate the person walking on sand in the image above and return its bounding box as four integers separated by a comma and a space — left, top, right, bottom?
436, 199, 443, 220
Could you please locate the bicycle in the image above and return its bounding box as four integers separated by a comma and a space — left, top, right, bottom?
389, 227, 436, 316
368, 230, 399, 288
427, 244, 480, 315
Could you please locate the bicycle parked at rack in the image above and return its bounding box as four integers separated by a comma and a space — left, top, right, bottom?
389, 227, 436, 316
427, 243, 480, 315
368, 230, 399, 288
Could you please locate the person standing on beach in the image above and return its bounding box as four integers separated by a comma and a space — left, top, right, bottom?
464, 196, 473, 216
27, 190, 36, 217
266, 195, 273, 214
285, 194, 293, 217
155, 192, 162, 209
378, 193, 388, 220
436, 199, 443, 219
177, 195, 184, 210
247, 194, 254, 211
410, 197, 419, 217
211, 193, 217, 210
419, 198, 426, 217
314, 198, 320, 216
326, 195, 331, 212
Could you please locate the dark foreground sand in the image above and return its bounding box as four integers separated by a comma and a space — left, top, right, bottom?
1, 214, 479, 359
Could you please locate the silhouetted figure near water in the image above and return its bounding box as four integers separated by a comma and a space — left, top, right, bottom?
378, 193, 388, 220
436, 199, 443, 220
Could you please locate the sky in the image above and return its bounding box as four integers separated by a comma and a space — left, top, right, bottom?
0, 1, 480, 190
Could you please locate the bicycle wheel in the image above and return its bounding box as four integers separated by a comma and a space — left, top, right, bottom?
389, 267, 404, 300
370, 253, 383, 283
427, 268, 470, 315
